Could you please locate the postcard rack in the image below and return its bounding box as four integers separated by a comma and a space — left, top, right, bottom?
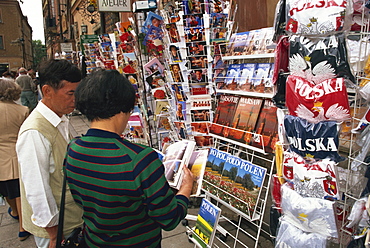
188, 137, 274, 248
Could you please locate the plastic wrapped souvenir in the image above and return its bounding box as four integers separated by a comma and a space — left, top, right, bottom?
286, 75, 351, 123
281, 184, 339, 238
284, 115, 345, 162
275, 219, 327, 248
285, 0, 352, 35
289, 33, 355, 83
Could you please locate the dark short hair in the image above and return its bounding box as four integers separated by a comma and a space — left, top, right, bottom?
75, 69, 136, 121
38, 59, 81, 90
0, 78, 21, 101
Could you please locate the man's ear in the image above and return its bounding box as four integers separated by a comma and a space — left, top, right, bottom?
41, 85, 52, 99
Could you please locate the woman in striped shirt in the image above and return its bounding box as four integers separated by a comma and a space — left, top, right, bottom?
64, 69, 193, 247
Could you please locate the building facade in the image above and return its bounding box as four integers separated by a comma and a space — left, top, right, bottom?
0, 0, 33, 75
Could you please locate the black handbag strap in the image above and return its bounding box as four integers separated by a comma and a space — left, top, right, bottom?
56, 137, 79, 248
56, 169, 67, 248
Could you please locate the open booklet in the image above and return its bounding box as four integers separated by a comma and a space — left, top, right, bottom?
159, 140, 197, 190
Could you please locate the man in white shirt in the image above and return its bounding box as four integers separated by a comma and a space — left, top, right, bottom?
16, 59, 84, 248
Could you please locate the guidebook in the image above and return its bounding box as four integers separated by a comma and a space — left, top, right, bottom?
202, 148, 267, 220
161, 140, 196, 190
192, 198, 221, 248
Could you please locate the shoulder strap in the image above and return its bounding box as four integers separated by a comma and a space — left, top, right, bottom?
56, 171, 67, 248
56, 137, 79, 248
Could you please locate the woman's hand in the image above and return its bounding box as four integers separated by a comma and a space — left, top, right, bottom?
177, 164, 194, 199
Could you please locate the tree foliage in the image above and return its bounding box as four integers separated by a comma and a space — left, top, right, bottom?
32, 40, 47, 70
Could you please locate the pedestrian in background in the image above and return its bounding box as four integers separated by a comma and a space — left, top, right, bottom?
15, 67, 38, 111
16, 59, 84, 248
65, 69, 194, 247
0, 78, 30, 241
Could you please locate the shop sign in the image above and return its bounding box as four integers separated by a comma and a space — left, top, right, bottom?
98, 0, 131, 12
60, 43, 73, 52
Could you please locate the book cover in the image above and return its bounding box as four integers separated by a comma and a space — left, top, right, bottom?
237, 63, 257, 92
211, 94, 239, 136
227, 97, 263, 144
188, 149, 209, 196
251, 63, 271, 93
250, 99, 278, 153
202, 148, 229, 199
193, 198, 221, 248
162, 140, 196, 189
223, 154, 267, 220
228, 31, 249, 56
224, 64, 242, 90
264, 63, 274, 93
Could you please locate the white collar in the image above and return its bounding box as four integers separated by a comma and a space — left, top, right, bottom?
35, 101, 68, 128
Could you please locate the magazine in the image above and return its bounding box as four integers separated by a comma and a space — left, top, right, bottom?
192, 198, 221, 248
162, 140, 196, 189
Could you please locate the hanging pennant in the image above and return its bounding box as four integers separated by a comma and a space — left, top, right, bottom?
284, 115, 345, 162
286, 75, 351, 123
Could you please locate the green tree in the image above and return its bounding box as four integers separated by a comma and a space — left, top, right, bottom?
32, 40, 47, 70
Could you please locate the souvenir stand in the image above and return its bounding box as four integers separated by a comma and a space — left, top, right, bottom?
77, 0, 370, 247
271, 0, 370, 247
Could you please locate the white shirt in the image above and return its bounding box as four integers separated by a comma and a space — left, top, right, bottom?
16, 101, 70, 228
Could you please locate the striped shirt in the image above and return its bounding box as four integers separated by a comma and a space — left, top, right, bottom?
65, 129, 189, 247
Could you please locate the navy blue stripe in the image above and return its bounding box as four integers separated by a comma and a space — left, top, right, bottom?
67, 162, 134, 181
